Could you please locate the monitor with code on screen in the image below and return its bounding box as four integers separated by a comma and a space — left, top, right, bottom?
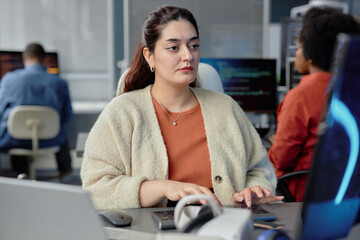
200, 58, 277, 113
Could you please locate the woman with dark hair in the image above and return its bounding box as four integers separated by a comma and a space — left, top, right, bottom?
268, 7, 360, 202
81, 5, 281, 209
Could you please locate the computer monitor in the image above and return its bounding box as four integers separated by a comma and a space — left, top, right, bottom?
0, 51, 23, 79
287, 60, 303, 89
0, 177, 108, 240
0, 50, 60, 79
200, 58, 277, 113
280, 17, 303, 87
44, 52, 60, 75
299, 34, 360, 240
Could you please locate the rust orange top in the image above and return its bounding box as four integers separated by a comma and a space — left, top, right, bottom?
152, 96, 212, 189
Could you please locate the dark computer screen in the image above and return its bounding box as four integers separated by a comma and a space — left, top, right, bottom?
0, 50, 60, 79
300, 34, 360, 240
200, 58, 277, 113
0, 51, 23, 79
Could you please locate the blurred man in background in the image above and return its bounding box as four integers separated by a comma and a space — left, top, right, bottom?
0, 43, 73, 179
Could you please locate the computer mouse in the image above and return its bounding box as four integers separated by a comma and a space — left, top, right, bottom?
257, 229, 291, 240
98, 210, 133, 227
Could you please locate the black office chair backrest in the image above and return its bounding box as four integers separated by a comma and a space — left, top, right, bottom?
276, 170, 310, 202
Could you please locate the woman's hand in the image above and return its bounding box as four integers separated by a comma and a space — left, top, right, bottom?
268, 134, 276, 145
164, 180, 222, 206
139, 180, 222, 207
233, 186, 284, 207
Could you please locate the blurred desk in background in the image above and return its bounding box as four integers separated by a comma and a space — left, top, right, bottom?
72, 101, 108, 114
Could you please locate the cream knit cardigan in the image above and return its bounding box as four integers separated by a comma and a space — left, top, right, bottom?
81, 85, 276, 209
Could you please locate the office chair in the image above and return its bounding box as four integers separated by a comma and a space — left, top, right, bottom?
7, 105, 61, 180
276, 169, 310, 202
116, 62, 224, 96
196, 62, 224, 93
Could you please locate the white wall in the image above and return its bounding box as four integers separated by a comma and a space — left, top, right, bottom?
0, 0, 112, 101
1, 0, 275, 102
268, 23, 281, 77
126, 0, 269, 63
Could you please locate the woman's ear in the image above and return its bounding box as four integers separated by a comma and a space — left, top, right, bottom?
143, 47, 154, 68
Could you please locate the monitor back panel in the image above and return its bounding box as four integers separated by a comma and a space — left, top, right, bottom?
0, 177, 107, 240
300, 34, 360, 240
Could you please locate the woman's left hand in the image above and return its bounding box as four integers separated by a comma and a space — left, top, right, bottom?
233, 186, 284, 208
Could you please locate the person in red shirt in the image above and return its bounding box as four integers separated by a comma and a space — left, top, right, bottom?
268, 7, 360, 202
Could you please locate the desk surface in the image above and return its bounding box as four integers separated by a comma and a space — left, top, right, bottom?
105, 202, 303, 240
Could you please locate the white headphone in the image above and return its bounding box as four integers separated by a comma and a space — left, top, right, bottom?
174, 194, 223, 229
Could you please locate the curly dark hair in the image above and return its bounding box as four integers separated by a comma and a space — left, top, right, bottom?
299, 7, 360, 72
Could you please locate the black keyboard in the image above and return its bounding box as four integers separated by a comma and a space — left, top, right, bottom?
151, 210, 176, 230
234, 203, 270, 213
230, 203, 276, 221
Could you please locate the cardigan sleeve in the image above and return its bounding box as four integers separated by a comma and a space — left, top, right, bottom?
80, 101, 147, 209
243, 116, 277, 194
199, 89, 277, 199
232, 101, 277, 194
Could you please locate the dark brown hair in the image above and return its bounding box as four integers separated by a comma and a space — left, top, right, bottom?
124, 6, 199, 93
23, 43, 46, 62
299, 7, 360, 72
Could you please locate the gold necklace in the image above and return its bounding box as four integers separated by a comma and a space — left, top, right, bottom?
151, 88, 192, 126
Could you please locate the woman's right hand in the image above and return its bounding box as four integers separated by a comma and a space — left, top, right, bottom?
164, 180, 222, 206
139, 180, 221, 207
